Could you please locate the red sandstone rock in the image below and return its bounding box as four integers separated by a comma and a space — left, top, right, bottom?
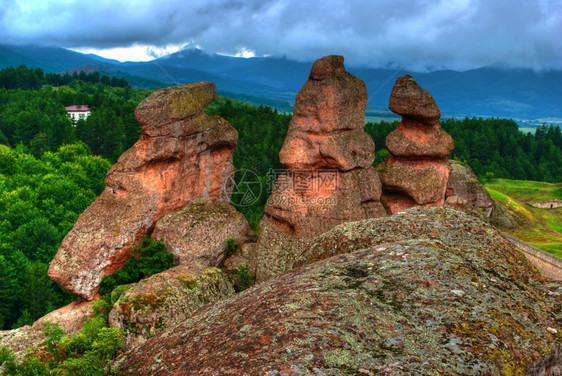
378, 157, 450, 206
152, 197, 254, 267
279, 55, 374, 170
265, 169, 383, 237
446, 160, 494, 217
386, 118, 454, 157
388, 75, 440, 122
48, 82, 237, 300
32, 300, 94, 335
108, 264, 234, 350
248, 56, 385, 283
380, 193, 417, 215
379, 75, 453, 213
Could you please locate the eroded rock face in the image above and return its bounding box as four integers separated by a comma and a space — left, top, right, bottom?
48, 82, 237, 300
108, 265, 234, 350
0, 300, 94, 359
152, 197, 254, 267
113, 208, 561, 376
32, 300, 94, 335
445, 160, 494, 217
379, 75, 453, 214
249, 55, 385, 282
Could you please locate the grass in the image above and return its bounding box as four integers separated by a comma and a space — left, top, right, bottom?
486, 179, 562, 203
485, 179, 562, 258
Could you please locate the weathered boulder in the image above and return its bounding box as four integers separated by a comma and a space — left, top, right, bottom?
248, 55, 385, 283
48, 82, 237, 300
152, 197, 254, 267
113, 207, 561, 375
0, 300, 94, 359
108, 265, 234, 350
386, 118, 454, 157
278, 55, 374, 170
378, 157, 450, 205
0, 326, 44, 360
445, 159, 494, 217
388, 75, 441, 122
378, 75, 453, 214
32, 300, 94, 335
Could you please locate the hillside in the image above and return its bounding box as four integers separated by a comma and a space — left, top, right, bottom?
2, 45, 562, 120
486, 179, 562, 258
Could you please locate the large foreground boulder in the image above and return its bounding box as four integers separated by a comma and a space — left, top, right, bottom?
113, 207, 561, 375
49, 82, 238, 300
250, 55, 385, 283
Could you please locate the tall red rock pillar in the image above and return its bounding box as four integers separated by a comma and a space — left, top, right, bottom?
378, 75, 454, 214
48, 82, 238, 300
251, 55, 386, 282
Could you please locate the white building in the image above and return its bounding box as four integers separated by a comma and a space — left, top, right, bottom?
66, 105, 91, 122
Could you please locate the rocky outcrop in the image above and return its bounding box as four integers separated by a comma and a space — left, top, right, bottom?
152, 196, 254, 267
248, 55, 385, 282
0, 300, 94, 359
113, 207, 561, 376
378, 75, 454, 214
445, 159, 494, 217
32, 300, 94, 335
108, 265, 234, 350
48, 82, 238, 301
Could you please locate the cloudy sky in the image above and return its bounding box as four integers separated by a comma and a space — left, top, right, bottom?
2, 0, 561, 71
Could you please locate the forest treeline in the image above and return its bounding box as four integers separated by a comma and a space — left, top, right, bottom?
365, 118, 562, 182
0, 66, 562, 330
0, 66, 148, 162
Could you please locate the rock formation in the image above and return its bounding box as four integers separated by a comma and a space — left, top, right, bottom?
248, 55, 385, 282
108, 265, 234, 350
378, 75, 454, 214
113, 207, 562, 376
152, 196, 254, 267
48, 82, 238, 300
445, 159, 494, 217
0, 300, 94, 360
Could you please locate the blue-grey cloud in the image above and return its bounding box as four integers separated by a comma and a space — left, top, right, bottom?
2, 0, 561, 70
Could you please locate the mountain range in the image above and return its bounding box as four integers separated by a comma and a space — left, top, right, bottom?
1, 44, 561, 122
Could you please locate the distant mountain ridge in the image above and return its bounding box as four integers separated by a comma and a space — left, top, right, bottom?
1, 44, 561, 120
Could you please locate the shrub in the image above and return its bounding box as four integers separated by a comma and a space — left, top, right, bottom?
225, 238, 239, 257
98, 236, 174, 297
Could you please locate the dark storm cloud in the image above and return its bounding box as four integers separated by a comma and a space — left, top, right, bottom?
2, 0, 561, 70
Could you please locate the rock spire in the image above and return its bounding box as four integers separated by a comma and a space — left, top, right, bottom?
378, 75, 454, 214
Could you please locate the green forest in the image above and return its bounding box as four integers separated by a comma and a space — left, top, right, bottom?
1, 65, 562, 333
0, 66, 148, 162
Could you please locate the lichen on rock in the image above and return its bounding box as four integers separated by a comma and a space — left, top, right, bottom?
152, 196, 254, 267
108, 264, 234, 350
112, 207, 561, 375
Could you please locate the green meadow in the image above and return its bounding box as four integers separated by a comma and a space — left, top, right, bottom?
486, 179, 562, 258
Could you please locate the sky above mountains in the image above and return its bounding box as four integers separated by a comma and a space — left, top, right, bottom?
2, 0, 561, 71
